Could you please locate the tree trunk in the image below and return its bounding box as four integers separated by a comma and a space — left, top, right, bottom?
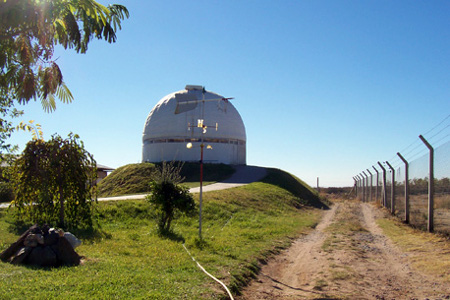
166, 216, 172, 231
59, 184, 64, 228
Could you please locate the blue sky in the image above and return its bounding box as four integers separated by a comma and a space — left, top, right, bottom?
10, 0, 450, 187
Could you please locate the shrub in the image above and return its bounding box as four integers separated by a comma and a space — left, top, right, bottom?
147, 162, 195, 233
0, 181, 14, 202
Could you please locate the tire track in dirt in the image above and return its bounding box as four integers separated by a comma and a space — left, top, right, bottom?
237, 204, 339, 299
238, 201, 450, 299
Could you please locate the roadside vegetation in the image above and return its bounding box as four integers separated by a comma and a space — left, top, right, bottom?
0, 168, 324, 299
377, 217, 450, 282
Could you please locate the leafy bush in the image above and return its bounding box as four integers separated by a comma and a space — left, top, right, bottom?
0, 181, 14, 202
147, 162, 195, 232
11, 134, 96, 229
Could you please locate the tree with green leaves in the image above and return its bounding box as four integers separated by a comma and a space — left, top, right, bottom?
0, 0, 129, 111
0, 0, 129, 155
147, 162, 196, 233
12, 133, 97, 229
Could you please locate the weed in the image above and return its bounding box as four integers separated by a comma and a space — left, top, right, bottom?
314, 279, 328, 290
331, 270, 351, 281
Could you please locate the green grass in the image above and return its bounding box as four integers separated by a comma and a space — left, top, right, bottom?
97, 163, 157, 197
0, 168, 324, 299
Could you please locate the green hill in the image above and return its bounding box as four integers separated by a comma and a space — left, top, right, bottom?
261, 168, 327, 209
97, 162, 235, 197
97, 163, 157, 197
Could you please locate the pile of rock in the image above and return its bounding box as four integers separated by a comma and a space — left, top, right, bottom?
0, 224, 82, 267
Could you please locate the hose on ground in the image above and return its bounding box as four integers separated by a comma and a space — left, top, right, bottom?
182, 243, 234, 300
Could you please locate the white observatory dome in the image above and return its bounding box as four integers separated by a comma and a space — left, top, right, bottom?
142, 85, 246, 165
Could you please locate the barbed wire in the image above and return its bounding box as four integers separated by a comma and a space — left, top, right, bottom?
395, 114, 450, 160
393, 113, 449, 163
426, 123, 450, 145
423, 113, 450, 136
407, 148, 429, 163
432, 132, 450, 147
400, 142, 424, 159
355, 113, 450, 180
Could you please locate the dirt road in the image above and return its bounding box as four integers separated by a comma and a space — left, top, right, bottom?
239, 201, 450, 299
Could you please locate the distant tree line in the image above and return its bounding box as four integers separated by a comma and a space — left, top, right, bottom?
385, 177, 450, 195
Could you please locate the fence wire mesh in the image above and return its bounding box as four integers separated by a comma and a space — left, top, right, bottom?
354, 116, 450, 234
408, 153, 429, 230
434, 141, 450, 233
395, 165, 405, 221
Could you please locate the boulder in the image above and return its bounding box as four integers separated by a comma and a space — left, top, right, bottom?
63, 232, 82, 249
10, 247, 33, 265
43, 231, 59, 246
26, 246, 58, 267
51, 237, 81, 266
24, 234, 44, 247
1, 225, 82, 268
0, 224, 39, 262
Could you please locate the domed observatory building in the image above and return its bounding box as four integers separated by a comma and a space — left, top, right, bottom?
142, 85, 246, 165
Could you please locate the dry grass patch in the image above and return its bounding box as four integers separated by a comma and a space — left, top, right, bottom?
377, 218, 450, 282
322, 200, 367, 253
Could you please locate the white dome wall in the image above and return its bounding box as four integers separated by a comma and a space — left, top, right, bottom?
142, 88, 246, 165
142, 142, 245, 164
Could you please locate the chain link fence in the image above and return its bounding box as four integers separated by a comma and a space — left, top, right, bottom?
354, 115, 450, 235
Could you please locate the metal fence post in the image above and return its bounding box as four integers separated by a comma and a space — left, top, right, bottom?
373, 166, 379, 203
355, 175, 360, 199
378, 162, 387, 207
360, 173, 366, 202
397, 152, 409, 224
419, 135, 434, 233
353, 177, 356, 196
367, 169, 373, 202
385, 161, 395, 215
361, 175, 364, 200
363, 171, 369, 203
356, 174, 360, 200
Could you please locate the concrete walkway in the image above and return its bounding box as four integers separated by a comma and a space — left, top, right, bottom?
0, 165, 267, 208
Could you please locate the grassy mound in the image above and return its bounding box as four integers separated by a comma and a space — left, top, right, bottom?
97, 163, 156, 197
262, 168, 328, 209
97, 162, 236, 197
1, 166, 325, 299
